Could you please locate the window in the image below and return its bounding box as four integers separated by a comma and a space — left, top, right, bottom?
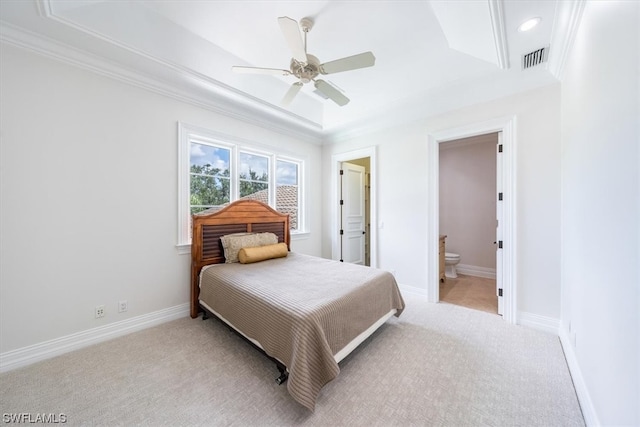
178, 123, 305, 251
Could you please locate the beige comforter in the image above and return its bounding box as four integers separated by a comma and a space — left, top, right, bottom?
198, 252, 405, 410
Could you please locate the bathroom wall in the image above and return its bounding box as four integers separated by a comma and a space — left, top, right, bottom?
439, 133, 497, 274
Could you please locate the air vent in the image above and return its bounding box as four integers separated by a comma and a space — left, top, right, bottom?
521, 46, 549, 70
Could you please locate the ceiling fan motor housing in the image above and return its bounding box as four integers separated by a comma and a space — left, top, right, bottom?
300, 17, 314, 32
290, 54, 320, 83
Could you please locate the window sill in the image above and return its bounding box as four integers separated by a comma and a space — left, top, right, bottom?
291, 231, 310, 240
176, 243, 191, 256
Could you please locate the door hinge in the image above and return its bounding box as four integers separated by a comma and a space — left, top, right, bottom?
340, 199, 344, 205
340, 229, 344, 235
498, 288, 503, 297
498, 192, 503, 201
498, 144, 503, 153
498, 240, 503, 249
339, 169, 344, 175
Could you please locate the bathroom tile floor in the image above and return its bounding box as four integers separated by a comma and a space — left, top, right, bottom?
439, 274, 499, 315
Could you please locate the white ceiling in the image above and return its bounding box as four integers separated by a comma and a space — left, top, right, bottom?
0, 0, 561, 139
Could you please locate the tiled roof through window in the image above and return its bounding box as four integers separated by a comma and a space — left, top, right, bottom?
195, 185, 298, 229
240, 185, 298, 229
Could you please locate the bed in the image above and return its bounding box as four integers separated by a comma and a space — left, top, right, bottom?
190, 200, 405, 410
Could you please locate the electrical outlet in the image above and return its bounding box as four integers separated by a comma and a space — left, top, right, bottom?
95, 305, 105, 318
118, 300, 128, 313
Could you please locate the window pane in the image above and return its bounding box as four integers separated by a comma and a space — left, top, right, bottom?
276, 160, 298, 185
190, 143, 230, 213
190, 143, 230, 176
239, 152, 269, 200
276, 160, 299, 230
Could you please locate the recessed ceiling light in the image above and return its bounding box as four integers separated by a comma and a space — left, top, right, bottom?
518, 17, 541, 32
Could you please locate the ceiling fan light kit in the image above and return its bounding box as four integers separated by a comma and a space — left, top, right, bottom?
233, 16, 376, 107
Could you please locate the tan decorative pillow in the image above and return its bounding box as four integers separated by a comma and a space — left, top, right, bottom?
238, 243, 289, 264
220, 232, 278, 263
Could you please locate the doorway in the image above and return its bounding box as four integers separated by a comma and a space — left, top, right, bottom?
427, 117, 516, 324
331, 147, 378, 267
439, 133, 498, 315
340, 160, 369, 265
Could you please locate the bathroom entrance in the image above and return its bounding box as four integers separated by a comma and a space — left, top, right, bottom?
438, 133, 499, 315
427, 116, 516, 323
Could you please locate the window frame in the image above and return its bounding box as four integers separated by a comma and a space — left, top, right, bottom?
177, 122, 306, 254
275, 156, 303, 233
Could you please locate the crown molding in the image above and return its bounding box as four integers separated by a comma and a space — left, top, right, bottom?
488, 0, 510, 70
0, 21, 324, 144
548, 0, 586, 81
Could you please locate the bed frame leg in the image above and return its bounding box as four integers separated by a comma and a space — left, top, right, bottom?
275, 363, 288, 385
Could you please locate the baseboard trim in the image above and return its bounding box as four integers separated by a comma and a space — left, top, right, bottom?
0, 303, 190, 373
517, 311, 560, 335
398, 284, 428, 299
558, 328, 600, 426
456, 264, 496, 279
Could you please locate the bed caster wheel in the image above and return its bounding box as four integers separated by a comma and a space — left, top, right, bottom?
275, 372, 289, 385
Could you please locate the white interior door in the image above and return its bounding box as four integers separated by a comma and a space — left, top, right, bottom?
340, 162, 366, 264
496, 132, 504, 316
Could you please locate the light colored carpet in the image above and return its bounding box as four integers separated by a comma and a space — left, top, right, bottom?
0, 294, 584, 426
440, 274, 499, 314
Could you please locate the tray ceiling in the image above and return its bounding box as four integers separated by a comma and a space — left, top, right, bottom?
0, 0, 561, 139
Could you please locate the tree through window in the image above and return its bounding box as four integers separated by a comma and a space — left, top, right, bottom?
189, 143, 231, 214
239, 152, 269, 199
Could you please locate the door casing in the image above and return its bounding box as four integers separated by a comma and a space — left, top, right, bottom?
427, 116, 517, 324
331, 147, 378, 267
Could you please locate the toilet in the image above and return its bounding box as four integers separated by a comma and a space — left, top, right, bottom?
444, 252, 461, 278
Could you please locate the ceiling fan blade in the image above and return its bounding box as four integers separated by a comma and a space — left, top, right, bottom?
320, 51, 376, 75
278, 16, 307, 64
232, 66, 291, 76
282, 82, 303, 106
314, 80, 349, 106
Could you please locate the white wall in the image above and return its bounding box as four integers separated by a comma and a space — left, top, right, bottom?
560, 1, 639, 425
322, 83, 561, 320
0, 44, 322, 355
439, 134, 497, 270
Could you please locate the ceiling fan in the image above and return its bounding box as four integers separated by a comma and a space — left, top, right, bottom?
232, 16, 375, 107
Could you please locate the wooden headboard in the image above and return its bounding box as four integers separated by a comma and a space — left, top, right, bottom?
190, 200, 290, 318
